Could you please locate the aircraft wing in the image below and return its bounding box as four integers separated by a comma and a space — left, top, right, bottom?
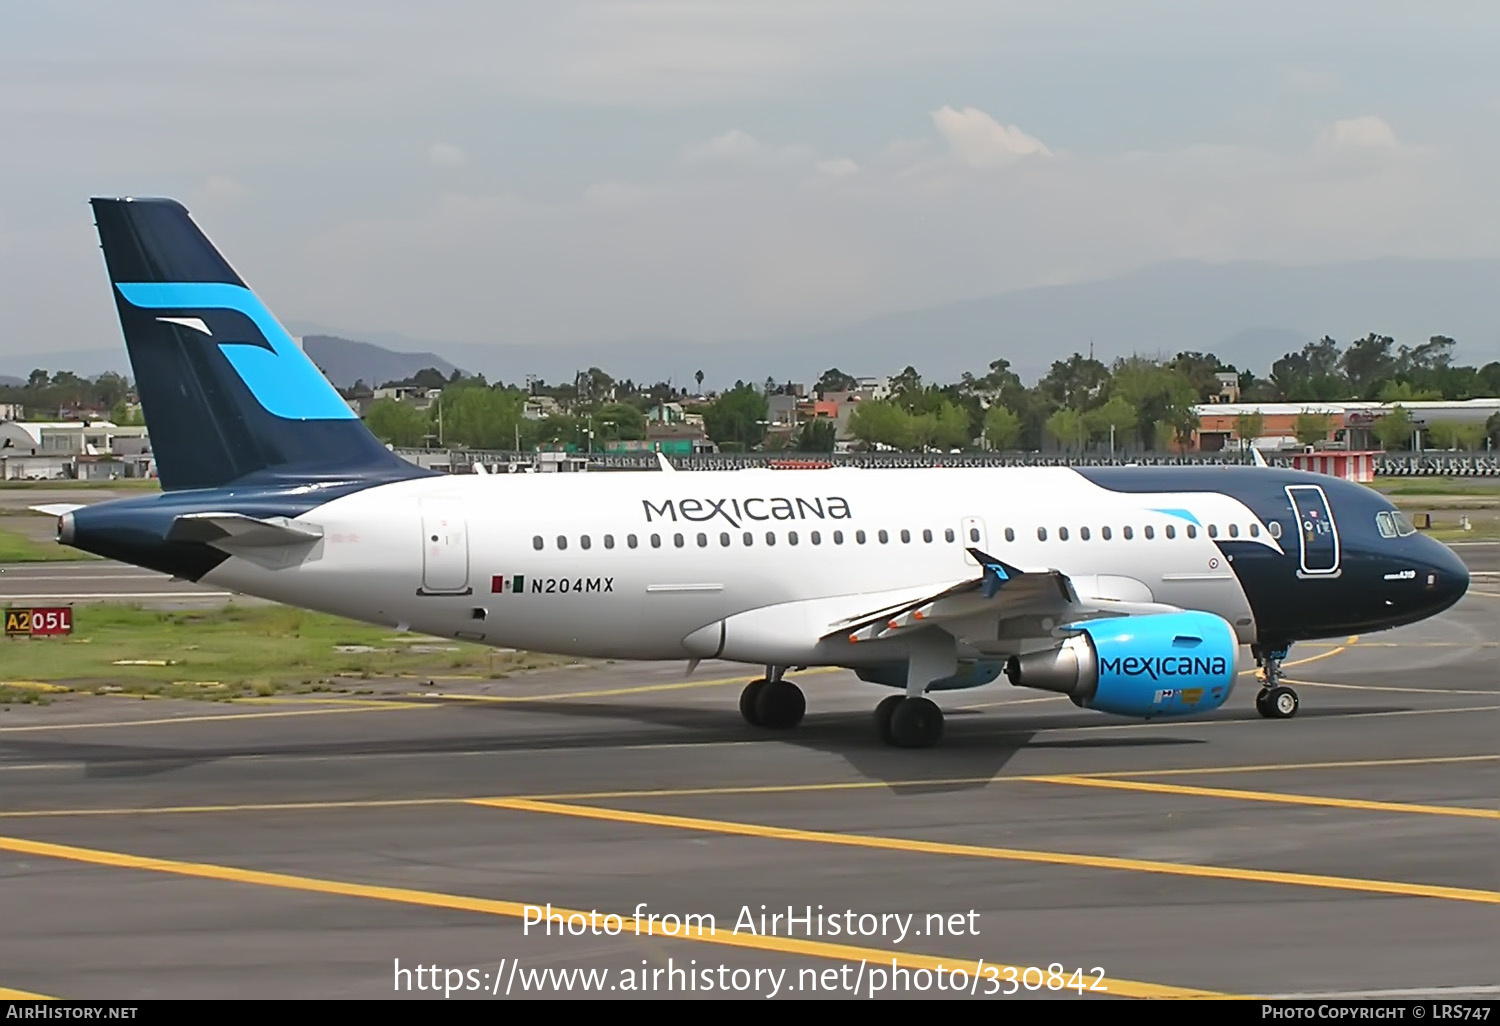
824, 548, 1181, 652
29, 503, 85, 517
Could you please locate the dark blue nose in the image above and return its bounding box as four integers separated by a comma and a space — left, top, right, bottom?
1420, 541, 1470, 615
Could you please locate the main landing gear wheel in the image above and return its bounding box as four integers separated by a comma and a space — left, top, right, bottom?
886, 696, 943, 748
873, 695, 903, 744
740, 677, 805, 729
1255, 686, 1299, 720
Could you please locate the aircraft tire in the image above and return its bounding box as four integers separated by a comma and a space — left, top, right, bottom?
1259, 685, 1299, 719
888, 696, 943, 748
755, 679, 806, 729
874, 695, 903, 744
739, 679, 768, 726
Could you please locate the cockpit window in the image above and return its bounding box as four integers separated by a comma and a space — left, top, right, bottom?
1378, 510, 1418, 538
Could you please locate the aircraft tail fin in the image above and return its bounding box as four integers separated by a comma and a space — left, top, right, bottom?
89, 197, 430, 492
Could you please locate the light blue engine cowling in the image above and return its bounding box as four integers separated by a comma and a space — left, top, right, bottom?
1004, 611, 1238, 718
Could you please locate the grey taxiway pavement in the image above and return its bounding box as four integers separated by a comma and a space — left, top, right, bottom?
0, 557, 1496, 1000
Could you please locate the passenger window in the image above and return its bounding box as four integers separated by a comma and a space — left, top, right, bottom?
969, 528, 980, 542
856, 530, 867, 544
720, 532, 730, 547
810, 531, 821, 545
1079, 527, 1090, 541
604, 534, 614, 549
697, 533, 707, 547
945, 528, 955, 542
833, 531, 843, 544
650, 533, 661, 548
557, 535, 568, 550
766, 532, 776, 546
922, 529, 933, 543
1268, 521, 1282, 539
901, 529, 911, 543
743, 532, 753, 546
1186, 525, 1197, 539
628, 534, 638, 548
674, 533, 685, 547
1058, 527, 1069, 541
1228, 524, 1239, 538
878, 530, 889, 543
580, 535, 592, 549
788, 531, 799, 545
1248, 523, 1260, 538
1207, 525, 1217, 538
1164, 525, 1175, 539
1037, 527, 1047, 541
1101, 526, 1111, 540
533, 536, 543, 550
1004, 527, 1015, 542
1123, 526, 1133, 540
1144, 526, 1154, 539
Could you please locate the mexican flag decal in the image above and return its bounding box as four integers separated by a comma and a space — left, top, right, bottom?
492, 574, 525, 594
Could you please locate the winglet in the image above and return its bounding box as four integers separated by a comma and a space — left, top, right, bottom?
967, 548, 1024, 599
1250, 446, 1268, 468
656, 451, 675, 472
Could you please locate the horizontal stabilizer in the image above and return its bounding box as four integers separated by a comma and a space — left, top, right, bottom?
29, 503, 85, 517
166, 512, 323, 548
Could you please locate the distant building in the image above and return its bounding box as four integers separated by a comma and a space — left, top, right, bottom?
1190, 399, 1500, 452
372, 386, 440, 410
0, 419, 153, 480
1209, 372, 1241, 404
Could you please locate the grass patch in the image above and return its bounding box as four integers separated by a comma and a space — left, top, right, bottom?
0, 479, 159, 490
1375, 478, 1500, 497
0, 525, 98, 561
0, 602, 578, 700
1425, 522, 1500, 542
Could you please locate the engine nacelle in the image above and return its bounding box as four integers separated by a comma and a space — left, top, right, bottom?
1004, 611, 1238, 718
856, 659, 1006, 691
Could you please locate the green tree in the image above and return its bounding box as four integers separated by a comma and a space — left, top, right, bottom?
594, 402, 646, 441
1084, 395, 1138, 451
1293, 411, 1333, 447
364, 398, 431, 447
847, 400, 909, 449
815, 368, 858, 396
983, 404, 1022, 450
702, 384, 769, 449
793, 417, 837, 452
1045, 408, 1087, 452
1371, 406, 1414, 450
1038, 353, 1110, 411
1425, 421, 1487, 451
931, 400, 973, 449
1233, 411, 1265, 450
1109, 358, 1196, 450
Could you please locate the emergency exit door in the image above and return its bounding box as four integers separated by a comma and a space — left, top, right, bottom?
419, 498, 471, 594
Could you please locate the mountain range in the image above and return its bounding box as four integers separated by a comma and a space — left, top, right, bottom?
4, 257, 1497, 389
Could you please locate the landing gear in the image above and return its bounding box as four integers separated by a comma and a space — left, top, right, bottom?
1255, 686, 1299, 720
1252, 643, 1299, 720
872, 631, 954, 748
738, 667, 805, 730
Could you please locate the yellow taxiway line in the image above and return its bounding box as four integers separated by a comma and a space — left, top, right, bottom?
0, 833, 1226, 999
474, 798, 1500, 907
0, 986, 55, 999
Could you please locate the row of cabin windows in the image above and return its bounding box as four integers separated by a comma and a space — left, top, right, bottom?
531, 520, 1277, 550
534, 527, 968, 551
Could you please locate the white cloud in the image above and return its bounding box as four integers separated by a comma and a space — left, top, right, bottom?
815, 158, 858, 177
931, 106, 1052, 167
680, 129, 814, 168
1318, 115, 1398, 150
428, 142, 468, 167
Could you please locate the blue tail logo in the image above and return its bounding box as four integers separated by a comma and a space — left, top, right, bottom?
114, 282, 354, 422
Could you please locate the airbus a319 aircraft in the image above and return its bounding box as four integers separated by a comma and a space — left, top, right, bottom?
42, 198, 1471, 748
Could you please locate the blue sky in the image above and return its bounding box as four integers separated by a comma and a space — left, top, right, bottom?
3, 1, 1498, 361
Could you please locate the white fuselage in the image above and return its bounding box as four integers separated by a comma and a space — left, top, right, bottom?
202, 467, 1276, 667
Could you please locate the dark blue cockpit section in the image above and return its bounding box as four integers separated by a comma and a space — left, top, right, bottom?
1074, 466, 1469, 643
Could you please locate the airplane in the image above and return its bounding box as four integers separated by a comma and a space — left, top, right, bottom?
40, 197, 1471, 748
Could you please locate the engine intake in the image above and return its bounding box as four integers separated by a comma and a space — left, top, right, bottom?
1004, 611, 1238, 718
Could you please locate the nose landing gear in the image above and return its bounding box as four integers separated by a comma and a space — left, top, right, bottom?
1252, 644, 1299, 719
